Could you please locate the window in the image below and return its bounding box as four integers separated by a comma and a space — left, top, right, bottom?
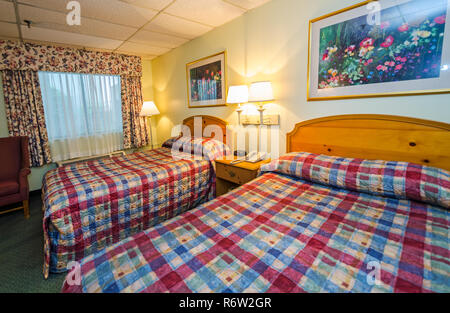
39, 71, 123, 162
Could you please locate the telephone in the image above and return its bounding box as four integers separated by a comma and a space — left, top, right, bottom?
231, 151, 269, 164
234, 150, 248, 157
247, 151, 269, 163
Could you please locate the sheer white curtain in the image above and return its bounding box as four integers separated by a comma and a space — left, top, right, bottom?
39, 71, 123, 162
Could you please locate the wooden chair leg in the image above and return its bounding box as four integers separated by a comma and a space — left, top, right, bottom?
23, 200, 30, 219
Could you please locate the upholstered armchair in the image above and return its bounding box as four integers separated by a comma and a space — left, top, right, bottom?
0, 136, 31, 218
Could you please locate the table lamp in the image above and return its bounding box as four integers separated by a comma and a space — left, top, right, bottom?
248, 81, 274, 152
140, 101, 160, 149
249, 81, 274, 123
227, 85, 249, 125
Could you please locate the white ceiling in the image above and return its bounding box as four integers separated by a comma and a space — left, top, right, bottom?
0, 0, 271, 59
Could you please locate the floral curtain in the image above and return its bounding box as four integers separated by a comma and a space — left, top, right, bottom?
0, 40, 147, 164
0, 40, 142, 76
1, 70, 52, 167
121, 76, 149, 149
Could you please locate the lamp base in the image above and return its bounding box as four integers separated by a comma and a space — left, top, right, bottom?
147, 116, 154, 149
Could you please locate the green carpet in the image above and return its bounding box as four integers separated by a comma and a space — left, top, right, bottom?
0, 193, 65, 293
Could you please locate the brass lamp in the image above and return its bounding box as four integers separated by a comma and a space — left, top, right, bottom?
248, 81, 274, 152
226, 85, 249, 125
140, 101, 160, 149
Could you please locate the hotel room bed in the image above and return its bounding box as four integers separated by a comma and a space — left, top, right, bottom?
61, 152, 449, 293
60, 115, 450, 293
42, 115, 230, 277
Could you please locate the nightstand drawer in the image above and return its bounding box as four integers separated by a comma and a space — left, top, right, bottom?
216, 162, 258, 185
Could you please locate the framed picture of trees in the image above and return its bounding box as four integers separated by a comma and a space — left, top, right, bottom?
186, 51, 227, 108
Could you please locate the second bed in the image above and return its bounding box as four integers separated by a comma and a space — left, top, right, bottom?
42, 115, 230, 277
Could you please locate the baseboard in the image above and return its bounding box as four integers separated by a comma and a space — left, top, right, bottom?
30, 189, 42, 197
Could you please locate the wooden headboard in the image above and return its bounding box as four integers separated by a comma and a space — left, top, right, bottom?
182, 115, 228, 143
287, 114, 450, 170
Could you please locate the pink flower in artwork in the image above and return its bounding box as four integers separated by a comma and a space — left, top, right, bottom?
360, 37, 374, 48
384, 61, 395, 67
377, 65, 388, 71
364, 59, 374, 66
380, 35, 394, 48
434, 15, 446, 24
398, 23, 409, 32
380, 21, 390, 29
395, 64, 403, 70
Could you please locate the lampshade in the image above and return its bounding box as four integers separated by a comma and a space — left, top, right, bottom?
140, 101, 160, 116
248, 81, 274, 102
226, 85, 249, 104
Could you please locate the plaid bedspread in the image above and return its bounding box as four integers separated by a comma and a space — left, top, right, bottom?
43, 147, 215, 278
62, 172, 450, 293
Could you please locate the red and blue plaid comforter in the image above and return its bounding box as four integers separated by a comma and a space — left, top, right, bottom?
62, 169, 449, 292
43, 147, 215, 278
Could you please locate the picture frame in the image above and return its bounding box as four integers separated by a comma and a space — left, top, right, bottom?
186, 51, 227, 108
307, 0, 450, 101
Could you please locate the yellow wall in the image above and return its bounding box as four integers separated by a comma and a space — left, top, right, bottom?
141, 59, 158, 146
151, 0, 450, 150
142, 59, 154, 101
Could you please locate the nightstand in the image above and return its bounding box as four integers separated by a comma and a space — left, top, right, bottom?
215, 158, 271, 197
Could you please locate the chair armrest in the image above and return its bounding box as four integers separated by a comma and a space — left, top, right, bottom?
18, 168, 31, 200
20, 168, 31, 177
20, 136, 31, 169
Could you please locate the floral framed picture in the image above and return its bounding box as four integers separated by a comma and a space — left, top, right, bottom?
307, 0, 450, 100
186, 51, 227, 108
